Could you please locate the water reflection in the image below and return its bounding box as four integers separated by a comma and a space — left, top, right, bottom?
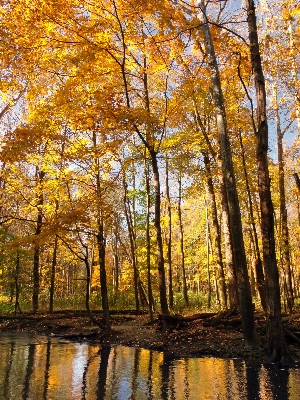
43, 340, 51, 400
0, 332, 299, 399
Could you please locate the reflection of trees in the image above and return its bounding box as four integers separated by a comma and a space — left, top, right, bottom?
131, 348, 140, 397
147, 351, 153, 398
81, 345, 103, 399
246, 363, 289, 400
0, 337, 296, 399
43, 340, 51, 400
246, 364, 260, 399
22, 343, 36, 400
96, 345, 111, 400
3, 340, 15, 399
267, 365, 289, 400
160, 353, 176, 400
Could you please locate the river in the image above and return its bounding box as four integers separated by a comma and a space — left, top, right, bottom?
0, 332, 299, 399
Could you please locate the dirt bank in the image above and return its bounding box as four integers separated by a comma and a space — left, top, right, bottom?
1, 310, 300, 364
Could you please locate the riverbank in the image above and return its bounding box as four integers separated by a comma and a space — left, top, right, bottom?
1, 310, 300, 363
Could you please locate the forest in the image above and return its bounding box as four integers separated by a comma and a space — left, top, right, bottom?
0, 0, 300, 363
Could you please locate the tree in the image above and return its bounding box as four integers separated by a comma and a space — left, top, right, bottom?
245, 0, 288, 361
195, 0, 256, 347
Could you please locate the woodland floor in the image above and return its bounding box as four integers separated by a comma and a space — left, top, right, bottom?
1, 310, 300, 364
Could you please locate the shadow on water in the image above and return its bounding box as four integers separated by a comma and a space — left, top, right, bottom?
0, 332, 299, 399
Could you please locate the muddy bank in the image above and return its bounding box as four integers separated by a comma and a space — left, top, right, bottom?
1, 310, 300, 363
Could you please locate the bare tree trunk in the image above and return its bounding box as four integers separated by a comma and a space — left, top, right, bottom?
246, 0, 287, 361
197, 0, 256, 347
178, 174, 189, 306
203, 152, 227, 307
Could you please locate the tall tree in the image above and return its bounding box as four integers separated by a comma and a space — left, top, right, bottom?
237, 129, 266, 311
196, 0, 256, 347
245, 0, 287, 361
273, 85, 294, 313
165, 158, 174, 309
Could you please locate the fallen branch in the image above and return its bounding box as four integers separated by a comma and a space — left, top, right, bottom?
283, 327, 300, 345
282, 314, 300, 322
158, 312, 217, 323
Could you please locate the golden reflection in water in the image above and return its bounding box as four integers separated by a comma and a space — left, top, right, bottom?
0, 333, 299, 400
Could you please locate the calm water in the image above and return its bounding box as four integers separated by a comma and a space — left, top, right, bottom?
0, 332, 299, 400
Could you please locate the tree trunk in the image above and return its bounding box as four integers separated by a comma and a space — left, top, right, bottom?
32, 169, 45, 312
97, 221, 111, 330
205, 203, 212, 309
203, 152, 227, 307
92, 131, 110, 330
246, 0, 286, 361
131, 162, 140, 311
14, 251, 22, 315
142, 56, 168, 315
220, 166, 239, 308
49, 235, 58, 313
150, 149, 169, 316
178, 174, 189, 307
197, 0, 256, 347
287, 19, 300, 136
165, 158, 174, 309
122, 175, 140, 311
80, 247, 100, 327
238, 129, 266, 311
145, 155, 154, 322
113, 223, 119, 293
274, 85, 294, 313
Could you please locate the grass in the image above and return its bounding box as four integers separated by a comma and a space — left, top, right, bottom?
2, 291, 290, 316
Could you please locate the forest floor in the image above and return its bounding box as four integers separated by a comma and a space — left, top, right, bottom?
1, 310, 300, 364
